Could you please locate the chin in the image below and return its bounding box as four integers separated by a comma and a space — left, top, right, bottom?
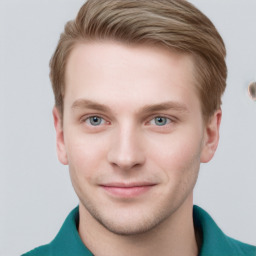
82, 201, 177, 236
96, 214, 165, 236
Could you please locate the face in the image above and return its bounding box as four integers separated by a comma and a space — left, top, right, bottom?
54, 41, 220, 235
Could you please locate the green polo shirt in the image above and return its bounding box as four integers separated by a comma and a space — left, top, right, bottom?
22, 205, 256, 256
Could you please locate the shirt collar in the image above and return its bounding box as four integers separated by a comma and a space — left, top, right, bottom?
51, 206, 93, 255
50, 205, 254, 256
193, 205, 253, 255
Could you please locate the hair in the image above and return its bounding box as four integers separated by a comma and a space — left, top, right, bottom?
50, 0, 227, 122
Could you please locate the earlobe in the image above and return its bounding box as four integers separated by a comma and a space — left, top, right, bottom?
200, 109, 222, 163
53, 107, 68, 165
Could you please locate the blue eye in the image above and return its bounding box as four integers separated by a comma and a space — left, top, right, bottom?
150, 116, 171, 126
86, 116, 104, 126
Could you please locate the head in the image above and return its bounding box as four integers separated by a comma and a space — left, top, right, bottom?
51, 0, 227, 236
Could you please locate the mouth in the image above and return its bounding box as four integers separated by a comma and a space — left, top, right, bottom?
100, 182, 156, 198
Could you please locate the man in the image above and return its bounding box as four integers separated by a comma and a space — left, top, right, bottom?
23, 0, 256, 255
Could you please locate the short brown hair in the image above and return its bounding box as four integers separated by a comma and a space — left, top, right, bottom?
50, 0, 227, 121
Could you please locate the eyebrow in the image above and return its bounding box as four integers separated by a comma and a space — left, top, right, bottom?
72, 99, 112, 112
142, 102, 189, 114
71, 99, 189, 114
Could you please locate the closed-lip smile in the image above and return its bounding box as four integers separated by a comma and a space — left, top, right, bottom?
100, 182, 156, 198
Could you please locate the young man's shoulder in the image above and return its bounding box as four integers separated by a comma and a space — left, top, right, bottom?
21, 245, 50, 256
225, 237, 256, 256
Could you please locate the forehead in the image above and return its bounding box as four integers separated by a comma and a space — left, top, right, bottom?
64, 41, 200, 113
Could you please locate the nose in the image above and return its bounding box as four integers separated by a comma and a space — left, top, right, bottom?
107, 125, 146, 171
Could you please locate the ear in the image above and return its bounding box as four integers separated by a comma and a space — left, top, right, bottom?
53, 106, 68, 165
200, 109, 222, 163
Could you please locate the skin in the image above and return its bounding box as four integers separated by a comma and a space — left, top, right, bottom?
53, 41, 221, 256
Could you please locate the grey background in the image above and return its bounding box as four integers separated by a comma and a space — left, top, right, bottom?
1, 0, 255, 255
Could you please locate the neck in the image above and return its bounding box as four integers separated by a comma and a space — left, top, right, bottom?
78, 195, 199, 256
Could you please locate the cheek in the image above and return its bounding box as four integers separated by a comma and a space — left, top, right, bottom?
65, 134, 107, 179
147, 129, 202, 179
151, 137, 201, 204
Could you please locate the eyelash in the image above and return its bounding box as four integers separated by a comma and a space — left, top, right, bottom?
147, 116, 173, 126
80, 115, 109, 126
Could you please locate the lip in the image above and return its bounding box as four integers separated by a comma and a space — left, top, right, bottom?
100, 182, 156, 198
